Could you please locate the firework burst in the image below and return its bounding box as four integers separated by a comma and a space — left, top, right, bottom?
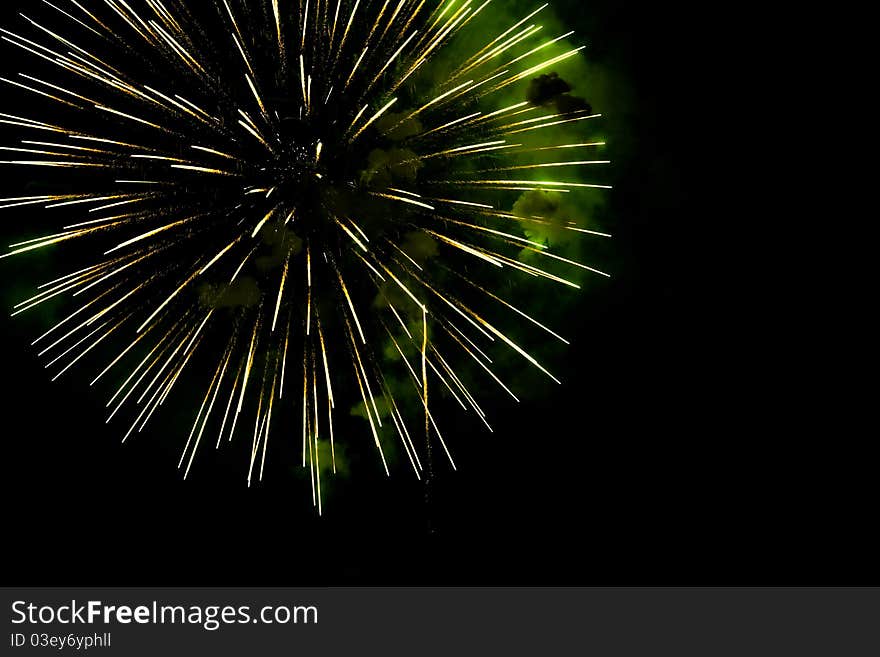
0, 0, 611, 511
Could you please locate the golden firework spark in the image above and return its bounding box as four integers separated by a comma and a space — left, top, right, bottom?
0, 0, 612, 512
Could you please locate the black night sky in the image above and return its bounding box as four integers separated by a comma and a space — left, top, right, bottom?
0, 0, 870, 587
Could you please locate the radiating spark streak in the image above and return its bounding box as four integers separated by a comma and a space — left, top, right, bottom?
521, 246, 611, 278
245, 74, 269, 117
149, 20, 209, 77
34, 261, 110, 291
342, 314, 382, 429
171, 164, 237, 176
430, 346, 483, 415
0, 111, 65, 132
436, 178, 612, 190
419, 140, 508, 160
336, 218, 368, 251
252, 207, 278, 238
445, 325, 519, 401
155, 334, 202, 410
199, 237, 241, 276
434, 215, 546, 249
337, 272, 366, 344
191, 145, 236, 160
424, 229, 504, 267
272, 256, 289, 332
334, 0, 362, 65
477, 160, 610, 173
122, 332, 205, 441
429, 197, 493, 209
13, 265, 112, 313
467, 246, 581, 288
279, 312, 291, 399
316, 318, 335, 409
416, 111, 481, 138
497, 41, 585, 83
88, 198, 149, 213
384, 386, 420, 477
422, 306, 431, 466
74, 251, 160, 297
301, 352, 308, 467
408, 332, 467, 412
565, 226, 613, 237
136, 266, 202, 333
0, 146, 83, 158
46, 195, 120, 208
301, 0, 311, 51
353, 250, 386, 281
527, 141, 607, 152
383, 324, 423, 386
310, 354, 321, 512
369, 257, 426, 314
349, 97, 397, 142
344, 46, 369, 90
217, 360, 244, 447
391, 79, 472, 130
388, 393, 422, 470
298, 54, 308, 106
0, 194, 68, 210
51, 316, 126, 381
25, 141, 109, 156
157, 314, 214, 408
391, 9, 472, 93
346, 104, 369, 134
387, 301, 412, 340
345, 219, 370, 244
180, 347, 232, 478
497, 111, 600, 134
174, 95, 214, 121
238, 119, 272, 149
272, 0, 283, 54
259, 370, 277, 483
450, 268, 569, 343
463, 102, 531, 130
3, 193, 70, 210
108, 333, 184, 422
363, 29, 419, 95
230, 247, 258, 284
221, 0, 256, 77
102, 0, 151, 42
41, 0, 103, 38
90, 322, 155, 386
45, 319, 109, 369
72, 135, 157, 151
0, 230, 93, 259
388, 239, 423, 270
105, 318, 185, 407
458, 24, 541, 77
492, 30, 575, 74
370, 192, 434, 210
32, 286, 118, 347
0, 76, 80, 108
454, 3, 547, 72
94, 104, 170, 132
105, 216, 193, 254
143, 85, 211, 125
351, 355, 389, 475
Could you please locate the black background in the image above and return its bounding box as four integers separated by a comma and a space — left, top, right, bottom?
0, 1, 869, 586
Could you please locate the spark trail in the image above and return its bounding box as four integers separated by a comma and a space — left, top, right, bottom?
0, 0, 611, 511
